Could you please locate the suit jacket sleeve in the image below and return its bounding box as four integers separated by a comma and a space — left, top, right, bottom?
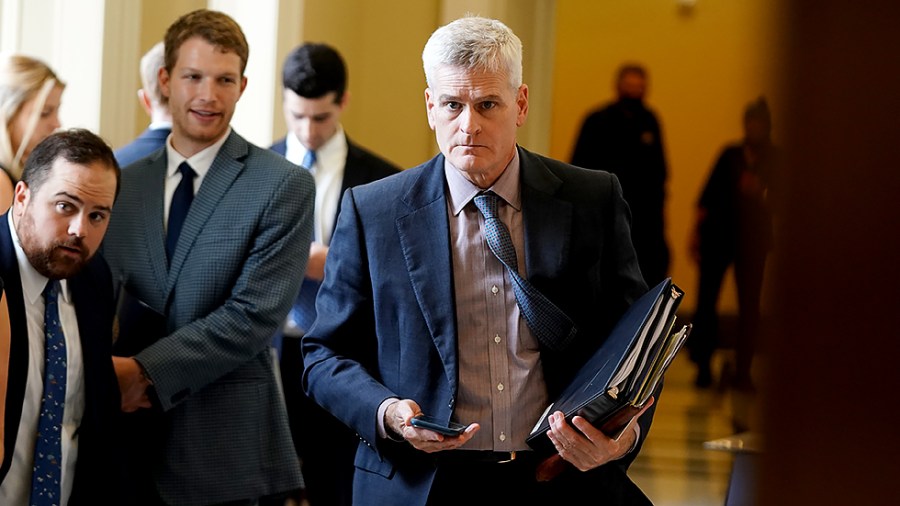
300, 186, 399, 449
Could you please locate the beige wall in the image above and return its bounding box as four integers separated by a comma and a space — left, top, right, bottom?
114, 0, 783, 314
550, 1, 784, 312
278, 0, 440, 168
129, 0, 206, 137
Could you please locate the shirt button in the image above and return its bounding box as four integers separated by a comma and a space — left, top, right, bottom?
491, 285, 499, 294
494, 334, 501, 344
499, 432, 507, 442
497, 383, 504, 391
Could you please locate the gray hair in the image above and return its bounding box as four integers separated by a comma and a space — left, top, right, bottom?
140, 41, 166, 106
422, 15, 523, 90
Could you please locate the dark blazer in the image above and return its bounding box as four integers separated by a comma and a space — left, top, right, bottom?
302, 147, 654, 505
102, 131, 314, 505
0, 212, 121, 505
113, 126, 171, 168
270, 135, 400, 334
271, 135, 400, 234
271, 134, 399, 506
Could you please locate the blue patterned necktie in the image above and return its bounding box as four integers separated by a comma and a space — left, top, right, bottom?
474, 192, 576, 351
302, 149, 317, 171
166, 161, 196, 264
30, 280, 65, 506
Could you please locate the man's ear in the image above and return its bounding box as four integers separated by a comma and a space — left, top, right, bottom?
138, 89, 153, 116
515, 84, 529, 127
158, 67, 171, 99
12, 181, 29, 217
424, 88, 436, 130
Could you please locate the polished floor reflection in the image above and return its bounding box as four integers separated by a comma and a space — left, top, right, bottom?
629, 351, 759, 506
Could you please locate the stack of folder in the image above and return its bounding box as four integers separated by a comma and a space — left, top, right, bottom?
527, 277, 692, 455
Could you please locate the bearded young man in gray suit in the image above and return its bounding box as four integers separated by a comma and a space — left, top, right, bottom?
102, 9, 313, 506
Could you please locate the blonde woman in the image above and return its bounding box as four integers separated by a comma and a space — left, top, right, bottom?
0, 54, 64, 210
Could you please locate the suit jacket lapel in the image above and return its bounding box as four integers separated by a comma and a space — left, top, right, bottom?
0, 215, 29, 478
396, 155, 458, 394
0, 286, 9, 465
334, 140, 373, 241
166, 131, 247, 292
139, 151, 171, 294
519, 147, 571, 285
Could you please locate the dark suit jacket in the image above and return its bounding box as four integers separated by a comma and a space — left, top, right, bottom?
271, 134, 399, 505
271, 135, 400, 234
102, 131, 314, 504
302, 147, 654, 505
270, 135, 400, 335
0, 212, 121, 505
113, 126, 171, 168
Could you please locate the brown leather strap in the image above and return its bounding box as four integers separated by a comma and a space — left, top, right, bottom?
0, 289, 11, 463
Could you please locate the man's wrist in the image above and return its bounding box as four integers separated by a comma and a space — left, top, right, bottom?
134, 358, 153, 385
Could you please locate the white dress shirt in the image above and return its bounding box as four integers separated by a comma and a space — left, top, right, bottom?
162, 128, 231, 232
285, 127, 347, 245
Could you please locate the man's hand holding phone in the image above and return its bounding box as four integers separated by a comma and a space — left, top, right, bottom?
386, 399, 479, 453
410, 415, 467, 436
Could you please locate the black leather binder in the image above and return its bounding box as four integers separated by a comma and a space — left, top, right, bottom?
527, 277, 691, 455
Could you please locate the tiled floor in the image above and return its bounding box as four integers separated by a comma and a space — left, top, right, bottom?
628, 351, 760, 505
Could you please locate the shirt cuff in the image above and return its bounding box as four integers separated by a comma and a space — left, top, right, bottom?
377, 397, 402, 441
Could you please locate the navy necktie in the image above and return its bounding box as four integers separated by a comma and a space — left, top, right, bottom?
166, 162, 196, 264
30, 280, 65, 506
302, 150, 317, 171
474, 192, 576, 351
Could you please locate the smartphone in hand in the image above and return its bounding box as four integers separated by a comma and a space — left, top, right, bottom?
410, 415, 467, 437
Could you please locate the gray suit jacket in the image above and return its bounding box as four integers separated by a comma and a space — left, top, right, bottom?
102, 130, 314, 504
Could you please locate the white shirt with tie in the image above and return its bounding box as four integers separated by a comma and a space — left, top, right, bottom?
284, 126, 347, 246
0, 212, 84, 506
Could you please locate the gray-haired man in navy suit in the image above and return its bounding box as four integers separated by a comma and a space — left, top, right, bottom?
114, 41, 172, 168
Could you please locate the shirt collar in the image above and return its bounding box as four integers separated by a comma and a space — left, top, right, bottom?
444, 147, 521, 216
148, 120, 172, 131
285, 124, 347, 169
165, 127, 231, 179
7, 212, 71, 305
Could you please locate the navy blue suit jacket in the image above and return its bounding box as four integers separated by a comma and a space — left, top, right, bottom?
302, 147, 654, 505
114, 127, 170, 167
0, 212, 121, 505
271, 135, 400, 238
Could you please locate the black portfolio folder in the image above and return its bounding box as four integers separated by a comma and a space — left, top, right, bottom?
527, 277, 691, 455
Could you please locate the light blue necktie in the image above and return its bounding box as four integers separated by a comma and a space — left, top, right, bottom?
166, 161, 196, 264
30, 280, 65, 506
302, 150, 317, 171
474, 192, 576, 351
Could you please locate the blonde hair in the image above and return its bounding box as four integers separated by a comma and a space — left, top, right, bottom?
0, 54, 65, 180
